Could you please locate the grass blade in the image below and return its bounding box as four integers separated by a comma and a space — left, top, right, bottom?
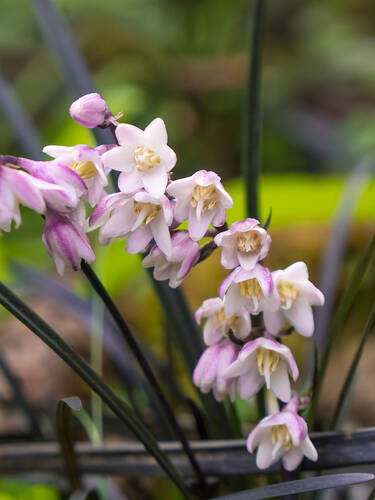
330, 304, 375, 430
242, 0, 266, 220
211, 473, 374, 499
0, 72, 43, 160
0, 280, 192, 498
56, 397, 83, 493
307, 232, 375, 426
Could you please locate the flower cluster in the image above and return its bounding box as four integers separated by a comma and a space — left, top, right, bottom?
1, 92, 324, 472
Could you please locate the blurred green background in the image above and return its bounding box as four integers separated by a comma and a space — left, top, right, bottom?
0, 0, 375, 497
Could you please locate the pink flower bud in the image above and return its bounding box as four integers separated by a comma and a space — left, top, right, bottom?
69, 93, 112, 128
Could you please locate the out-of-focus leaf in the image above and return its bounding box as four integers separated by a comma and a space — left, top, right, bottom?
211, 473, 374, 499
330, 303, 375, 430
262, 207, 272, 230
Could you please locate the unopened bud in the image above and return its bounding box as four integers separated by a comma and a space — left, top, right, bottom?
69, 93, 112, 128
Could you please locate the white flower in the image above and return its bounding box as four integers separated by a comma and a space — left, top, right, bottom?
167, 170, 233, 241
101, 118, 176, 198
264, 262, 325, 337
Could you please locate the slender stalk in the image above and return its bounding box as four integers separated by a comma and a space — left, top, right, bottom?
80, 261, 206, 487
242, 0, 266, 221
329, 304, 375, 430
0, 280, 192, 498
90, 293, 104, 443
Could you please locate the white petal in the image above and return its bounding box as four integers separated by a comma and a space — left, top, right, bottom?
285, 298, 314, 337
144, 117, 168, 147
282, 449, 304, 471
142, 165, 168, 198
263, 308, 285, 335
150, 215, 172, 256
300, 435, 318, 462
269, 362, 291, 403
256, 437, 275, 470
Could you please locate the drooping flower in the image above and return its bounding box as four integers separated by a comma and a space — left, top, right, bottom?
263, 262, 325, 337
247, 397, 317, 471
142, 231, 199, 288
43, 144, 109, 207
194, 297, 251, 346
69, 93, 113, 128
223, 335, 299, 402
42, 206, 95, 275
219, 264, 276, 317
0, 160, 62, 232
214, 218, 271, 271
167, 170, 233, 241
193, 339, 240, 402
101, 118, 176, 198
90, 190, 173, 256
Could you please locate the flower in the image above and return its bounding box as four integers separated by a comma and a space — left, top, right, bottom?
42, 207, 95, 275
43, 144, 108, 207
90, 190, 174, 256
0, 161, 62, 232
167, 170, 233, 241
69, 93, 112, 128
214, 218, 271, 271
219, 264, 276, 317
247, 397, 317, 471
101, 118, 176, 198
263, 262, 325, 337
223, 335, 299, 402
194, 297, 251, 345
142, 231, 199, 288
193, 339, 240, 402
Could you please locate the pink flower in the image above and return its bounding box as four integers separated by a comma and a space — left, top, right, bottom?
0, 161, 62, 232
102, 118, 176, 198
264, 262, 325, 337
193, 339, 240, 402
247, 397, 317, 471
142, 231, 199, 288
219, 264, 276, 317
43, 145, 108, 207
194, 297, 251, 346
69, 93, 112, 128
224, 335, 299, 402
167, 170, 233, 241
90, 190, 173, 256
214, 218, 271, 271
42, 207, 95, 275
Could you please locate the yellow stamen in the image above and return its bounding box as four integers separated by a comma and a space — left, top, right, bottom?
70, 160, 97, 180
236, 230, 263, 253
271, 425, 292, 450
133, 201, 161, 226
277, 281, 300, 308
212, 308, 239, 333
190, 184, 219, 212
255, 348, 281, 376
134, 145, 160, 172
239, 278, 262, 299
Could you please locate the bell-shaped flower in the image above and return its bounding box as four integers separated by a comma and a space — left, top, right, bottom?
194, 297, 251, 346
224, 335, 299, 402
101, 118, 176, 198
43, 144, 108, 207
263, 262, 325, 337
18, 157, 87, 212
247, 397, 317, 471
193, 339, 240, 402
214, 218, 271, 271
69, 93, 112, 128
90, 190, 173, 256
0, 161, 62, 232
142, 230, 199, 288
167, 170, 233, 241
219, 264, 276, 317
42, 206, 95, 275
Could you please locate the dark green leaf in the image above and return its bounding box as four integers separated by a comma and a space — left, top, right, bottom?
262, 208, 272, 230
212, 473, 374, 499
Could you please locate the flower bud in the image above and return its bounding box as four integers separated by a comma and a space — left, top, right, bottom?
69, 93, 111, 128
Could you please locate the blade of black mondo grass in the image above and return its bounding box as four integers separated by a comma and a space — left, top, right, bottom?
0, 280, 193, 499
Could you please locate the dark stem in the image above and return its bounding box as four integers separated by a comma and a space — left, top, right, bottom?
80, 261, 206, 487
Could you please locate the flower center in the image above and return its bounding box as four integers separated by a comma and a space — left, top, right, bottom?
277, 281, 300, 309
134, 146, 160, 172
239, 278, 262, 299
70, 160, 97, 180
133, 201, 161, 226
271, 425, 292, 451
236, 230, 263, 253
190, 184, 219, 212
212, 307, 239, 332
255, 348, 281, 376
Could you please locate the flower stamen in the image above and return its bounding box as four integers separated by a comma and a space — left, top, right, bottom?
255, 348, 281, 376
134, 146, 160, 172
190, 184, 219, 212
133, 201, 161, 226
236, 230, 263, 253
70, 160, 97, 180
239, 278, 262, 300
277, 281, 300, 309
271, 425, 292, 450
